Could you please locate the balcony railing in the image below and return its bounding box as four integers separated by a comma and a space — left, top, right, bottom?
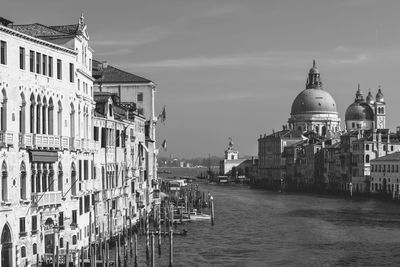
34, 134, 61, 149
31, 191, 62, 207
0, 131, 14, 147
19, 133, 34, 147
69, 137, 82, 151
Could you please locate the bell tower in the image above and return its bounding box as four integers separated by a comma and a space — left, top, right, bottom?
374, 86, 386, 129
225, 137, 239, 160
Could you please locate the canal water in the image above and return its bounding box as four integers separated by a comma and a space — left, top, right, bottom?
118, 168, 400, 266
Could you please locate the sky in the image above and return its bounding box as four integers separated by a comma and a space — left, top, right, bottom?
3, 0, 400, 158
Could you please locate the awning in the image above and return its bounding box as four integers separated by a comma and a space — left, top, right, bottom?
29, 150, 58, 163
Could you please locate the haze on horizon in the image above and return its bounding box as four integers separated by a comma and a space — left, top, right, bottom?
4, 0, 400, 158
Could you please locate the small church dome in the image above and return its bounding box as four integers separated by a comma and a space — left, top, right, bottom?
376, 88, 385, 103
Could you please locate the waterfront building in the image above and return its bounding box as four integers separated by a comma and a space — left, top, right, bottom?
92, 60, 158, 214
258, 61, 340, 189
0, 15, 157, 267
370, 152, 400, 197
92, 92, 145, 242
219, 138, 253, 180
257, 128, 304, 188
0, 15, 95, 266
288, 61, 341, 135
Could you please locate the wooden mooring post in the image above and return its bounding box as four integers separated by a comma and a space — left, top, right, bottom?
134, 232, 138, 267
65, 242, 70, 267
151, 233, 155, 267
210, 196, 215, 226
169, 229, 173, 267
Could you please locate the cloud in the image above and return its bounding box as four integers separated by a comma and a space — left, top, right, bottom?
95, 48, 132, 56
201, 5, 241, 18
328, 54, 369, 65
92, 26, 170, 48
122, 53, 291, 69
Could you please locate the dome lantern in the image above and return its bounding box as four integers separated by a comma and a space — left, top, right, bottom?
306, 60, 322, 89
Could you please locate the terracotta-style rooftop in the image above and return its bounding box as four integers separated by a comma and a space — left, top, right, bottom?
92, 59, 152, 84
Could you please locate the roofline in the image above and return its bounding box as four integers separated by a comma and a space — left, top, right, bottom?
0, 25, 77, 55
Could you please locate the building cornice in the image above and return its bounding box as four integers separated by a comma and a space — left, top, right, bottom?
0, 25, 77, 55
77, 68, 95, 82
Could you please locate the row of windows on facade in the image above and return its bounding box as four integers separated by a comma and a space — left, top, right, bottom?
371, 164, 400, 173
0, 160, 95, 202
371, 183, 398, 192
17, 45, 74, 82
353, 144, 394, 152
18, 92, 91, 138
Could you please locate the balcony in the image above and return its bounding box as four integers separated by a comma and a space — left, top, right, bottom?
0, 131, 14, 147
34, 134, 60, 149
19, 133, 34, 147
31, 191, 62, 207
61, 136, 69, 149
69, 137, 82, 151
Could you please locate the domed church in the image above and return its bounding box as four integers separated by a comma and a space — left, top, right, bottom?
288, 61, 341, 136
345, 85, 386, 131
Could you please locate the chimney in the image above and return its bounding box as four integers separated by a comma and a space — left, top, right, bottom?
102, 61, 108, 69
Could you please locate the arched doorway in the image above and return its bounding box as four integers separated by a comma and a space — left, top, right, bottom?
44, 218, 55, 254
1, 224, 12, 267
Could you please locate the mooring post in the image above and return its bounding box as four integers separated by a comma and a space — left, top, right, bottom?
134, 232, 138, 267
81, 246, 84, 267
146, 211, 150, 262
65, 242, 70, 267
210, 196, 215, 226
169, 229, 174, 267
55, 246, 59, 267
151, 233, 155, 267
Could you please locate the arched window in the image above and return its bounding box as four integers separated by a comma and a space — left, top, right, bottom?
322, 126, 327, 136
58, 162, 63, 193
1, 161, 7, 201
78, 104, 81, 138
20, 162, 26, 200
366, 155, 370, 163
1, 89, 7, 131
30, 94, 35, 133
36, 164, 41, 193
36, 95, 41, 134
57, 101, 62, 136
42, 163, 47, 192
21, 246, 26, 257
71, 163, 76, 196
70, 103, 75, 138
48, 163, 54, 192
315, 126, 319, 134
42, 96, 47, 134
59, 237, 64, 248
48, 98, 54, 135
33, 243, 37, 254
102, 166, 105, 189
72, 235, 77, 245
19, 93, 26, 134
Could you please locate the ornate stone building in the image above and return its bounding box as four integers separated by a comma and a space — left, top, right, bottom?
288, 61, 341, 136
0, 16, 156, 267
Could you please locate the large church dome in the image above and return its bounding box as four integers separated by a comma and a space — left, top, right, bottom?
290, 61, 337, 115
288, 61, 341, 135
291, 88, 337, 115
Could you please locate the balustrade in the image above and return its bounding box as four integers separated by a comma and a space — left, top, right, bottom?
31, 191, 62, 206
